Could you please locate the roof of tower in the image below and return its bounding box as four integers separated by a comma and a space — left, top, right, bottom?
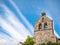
41, 12, 46, 16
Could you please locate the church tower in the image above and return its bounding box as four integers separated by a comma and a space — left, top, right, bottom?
34, 12, 57, 45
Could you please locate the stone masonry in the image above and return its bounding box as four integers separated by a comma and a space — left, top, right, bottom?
34, 12, 57, 45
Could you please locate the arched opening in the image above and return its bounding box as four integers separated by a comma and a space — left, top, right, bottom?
39, 24, 42, 30
44, 23, 48, 30
42, 18, 44, 22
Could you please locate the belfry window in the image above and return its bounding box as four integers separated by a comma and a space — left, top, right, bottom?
39, 24, 42, 30
44, 23, 48, 30
42, 18, 44, 22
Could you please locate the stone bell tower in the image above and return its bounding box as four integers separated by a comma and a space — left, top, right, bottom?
34, 12, 57, 45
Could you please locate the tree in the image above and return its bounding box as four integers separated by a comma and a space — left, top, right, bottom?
47, 41, 53, 45
22, 36, 35, 45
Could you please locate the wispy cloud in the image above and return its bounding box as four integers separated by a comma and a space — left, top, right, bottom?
0, 32, 11, 39
3, 5, 32, 37
54, 30, 60, 38
0, 34, 18, 45
0, 4, 33, 45
0, 39, 18, 45
9, 0, 34, 34
1, 18, 24, 42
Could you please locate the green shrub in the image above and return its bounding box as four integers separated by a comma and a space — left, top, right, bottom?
39, 41, 60, 45
22, 36, 35, 45
47, 41, 53, 45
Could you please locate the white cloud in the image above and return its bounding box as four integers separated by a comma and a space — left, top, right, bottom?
0, 4, 33, 45
1, 18, 24, 42
9, 0, 34, 34
0, 32, 18, 45
0, 38, 18, 45
0, 4, 32, 43
54, 30, 60, 38
53, 22, 60, 38
3, 5, 32, 37
0, 33, 11, 39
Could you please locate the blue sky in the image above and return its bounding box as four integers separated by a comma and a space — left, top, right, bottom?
0, 0, 60, 45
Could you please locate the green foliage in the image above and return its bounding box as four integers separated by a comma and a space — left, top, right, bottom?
39, 41, 60, 45
47, 41, 53, 45
22, 36, 35, 45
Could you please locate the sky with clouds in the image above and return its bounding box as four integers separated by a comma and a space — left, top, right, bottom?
0, 0, 60, 45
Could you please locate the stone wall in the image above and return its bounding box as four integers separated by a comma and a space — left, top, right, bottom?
34, 30, 56, 44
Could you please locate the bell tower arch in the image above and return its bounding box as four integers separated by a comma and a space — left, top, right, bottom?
34, 12, 53, 32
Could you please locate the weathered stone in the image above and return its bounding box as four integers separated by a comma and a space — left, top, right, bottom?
34, 12, 57, 45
